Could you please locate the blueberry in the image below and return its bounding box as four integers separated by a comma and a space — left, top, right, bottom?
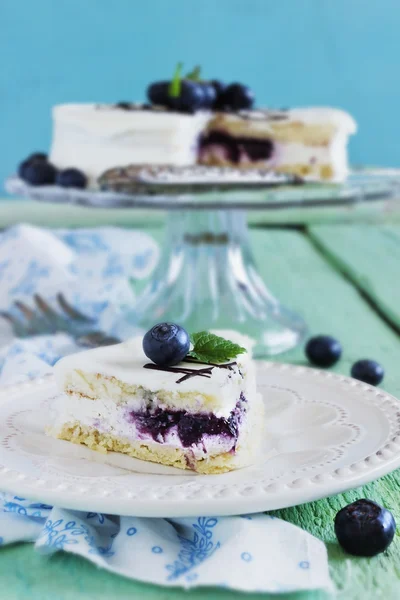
26, 152, 48, 163
18, 153, 48, 178
18, 160, 32, 179
143, 323, 190, 366
210, 80, 226, 97
147, 81, 170, 107
335, 499, 396, 556
351, 359, 384, 386
211, 80, 227, 110
169, 81, 206, 113
56, 168, 87, 189
148, 64, 209, 113
21, 161, 57, 186
200, 83, 217, 109
305, 335, 342, 368
221, 83, 255, 111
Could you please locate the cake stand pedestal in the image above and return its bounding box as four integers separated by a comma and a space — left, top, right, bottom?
129, 209, 306, 356
6, 168, 400, 356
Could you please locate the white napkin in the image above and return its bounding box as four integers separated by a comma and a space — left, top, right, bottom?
0, 225, 333, 593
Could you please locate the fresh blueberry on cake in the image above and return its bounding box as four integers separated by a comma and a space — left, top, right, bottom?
49, 326, 264, 474
143, 323, 190, 366
220, 83, 255, 110
147, 63, 206, 113
147, 81, 170, 106
210, 80, 227, 109
167, 64, 208, 113
199, 82, 217, 110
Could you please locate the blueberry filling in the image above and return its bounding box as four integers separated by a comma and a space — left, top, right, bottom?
127, 393, 247, 448
199, 130, 274, 164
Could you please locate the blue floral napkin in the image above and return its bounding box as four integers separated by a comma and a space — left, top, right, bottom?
0, 494, 333, 593
0, 224, 333, 593
0, 223, 159, 382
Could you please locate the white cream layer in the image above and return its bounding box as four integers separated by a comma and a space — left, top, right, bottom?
200, 139, 350, 181
274, 137, 350, 181
49, 392, 246, 460
54, 331, 256, 414
49, 104, 210, 182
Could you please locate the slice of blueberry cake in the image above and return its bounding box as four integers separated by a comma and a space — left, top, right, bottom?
49, 325, 264, 474
198, 107, 357, 182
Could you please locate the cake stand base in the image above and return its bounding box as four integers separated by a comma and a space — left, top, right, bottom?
130, 210, 307, 357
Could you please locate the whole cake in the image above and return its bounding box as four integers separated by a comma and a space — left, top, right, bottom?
49, 325, 264, 474
17, 65, 357, 187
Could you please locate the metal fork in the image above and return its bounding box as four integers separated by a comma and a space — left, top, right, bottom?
0, 292, 121, 348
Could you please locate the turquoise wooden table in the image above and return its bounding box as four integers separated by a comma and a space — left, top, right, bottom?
2, 222, 400, 600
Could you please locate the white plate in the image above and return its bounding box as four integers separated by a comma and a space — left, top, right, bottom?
1, 362, 400, 517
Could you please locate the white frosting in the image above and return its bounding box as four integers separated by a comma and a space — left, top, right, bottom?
49, 104, 210, 183
285, 107, 356, 133
274, 138, 350, 182
54, 330, 256, 413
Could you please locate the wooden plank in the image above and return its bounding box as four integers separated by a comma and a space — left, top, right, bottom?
254, 228, 400, 600
1, 227, 400, 600
308, 224, 400, 331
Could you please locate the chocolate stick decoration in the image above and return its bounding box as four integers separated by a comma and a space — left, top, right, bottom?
143, 358, 238, 383
143, 363, 213, 382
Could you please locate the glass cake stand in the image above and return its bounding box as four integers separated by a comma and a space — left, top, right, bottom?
6, 168, 400, 357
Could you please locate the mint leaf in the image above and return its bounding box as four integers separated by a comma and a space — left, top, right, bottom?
188, 331, 246, 364
169, 62, 183, 98
185, 65, 202, 81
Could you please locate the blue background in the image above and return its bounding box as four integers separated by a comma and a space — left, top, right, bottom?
1, 0, 399, 192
